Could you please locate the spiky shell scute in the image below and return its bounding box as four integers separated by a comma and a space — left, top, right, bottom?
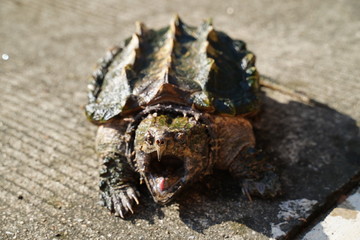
86, 16, 260, 123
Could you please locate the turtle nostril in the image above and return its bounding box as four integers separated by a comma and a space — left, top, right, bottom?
156, 139, 165, 145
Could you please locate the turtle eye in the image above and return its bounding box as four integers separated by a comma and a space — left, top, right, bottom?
175, 132, 185, 142
145, 132, 154, 145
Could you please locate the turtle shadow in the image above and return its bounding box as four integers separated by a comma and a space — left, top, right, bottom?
172, 89, 360, 237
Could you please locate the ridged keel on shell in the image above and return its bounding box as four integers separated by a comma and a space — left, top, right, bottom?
86, 16, 260, 123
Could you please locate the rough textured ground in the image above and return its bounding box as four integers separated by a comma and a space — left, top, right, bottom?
302, 186, 360, 240
1, 0, 359, 239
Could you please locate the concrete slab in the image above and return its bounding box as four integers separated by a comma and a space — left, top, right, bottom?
1, 0, 359, 239
302, 187, 360, 240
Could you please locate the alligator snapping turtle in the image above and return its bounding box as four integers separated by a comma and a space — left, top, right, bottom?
86, 16, 281, 217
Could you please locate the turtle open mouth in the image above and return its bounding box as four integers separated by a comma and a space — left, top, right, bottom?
144, 153, 186, 203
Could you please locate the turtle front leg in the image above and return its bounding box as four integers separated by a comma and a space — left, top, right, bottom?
229, 147, 281, 200
95, 120, 140, 218
99, 153, 140, 218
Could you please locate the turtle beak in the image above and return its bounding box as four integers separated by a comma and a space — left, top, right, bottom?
155, 139, 166, 161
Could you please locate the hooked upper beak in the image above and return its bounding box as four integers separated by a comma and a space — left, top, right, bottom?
155, 139, 166, 161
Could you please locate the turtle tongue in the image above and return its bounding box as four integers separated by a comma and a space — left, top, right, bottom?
156, 175, 181, 193
157, 177, 165, 192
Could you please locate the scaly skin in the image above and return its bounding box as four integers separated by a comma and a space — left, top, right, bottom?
95, 106, 281, 218
134, 113, 210, 204
87, 16, 279, 218
230, 146, 281, 200
96, 120, 140, 217
98, 153, 139, 217
209, 114, 281, 199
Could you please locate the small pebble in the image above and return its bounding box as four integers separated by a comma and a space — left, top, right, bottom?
226, 7, 234, 15
2, 53, 9, 60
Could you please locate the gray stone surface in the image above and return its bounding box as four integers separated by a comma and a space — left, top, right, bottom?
1, 0, 359, 239
302, 186, 360, 240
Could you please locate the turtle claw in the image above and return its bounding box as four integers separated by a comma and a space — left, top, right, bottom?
127, 187, 140, 205
114, 201, 124, 218
101, 185, 140, 218
241, 172, 281, 199
241, 181, 253, 202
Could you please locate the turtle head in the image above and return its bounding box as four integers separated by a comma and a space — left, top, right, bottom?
134, 113, 210, 204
